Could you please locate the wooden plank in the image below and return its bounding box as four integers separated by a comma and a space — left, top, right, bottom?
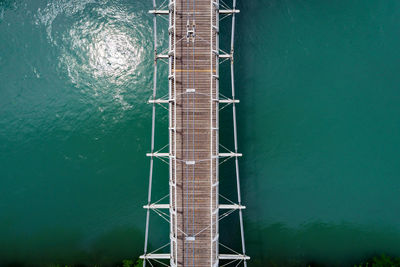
171, 0, 219, 266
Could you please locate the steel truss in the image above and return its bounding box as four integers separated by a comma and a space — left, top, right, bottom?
142, 0, 248, 266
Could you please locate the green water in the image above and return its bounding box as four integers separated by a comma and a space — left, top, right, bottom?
1, 0, 400, 266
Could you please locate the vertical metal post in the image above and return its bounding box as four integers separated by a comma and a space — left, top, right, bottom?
172, 1, 178, 265
143, 1, 158, 266
173, 0, 178, 266
230, 0, 247, 266
168, 1, 174, 266
215, 1, 220, 266
209, 0, 213, 265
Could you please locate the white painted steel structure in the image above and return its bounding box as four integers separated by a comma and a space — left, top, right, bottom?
142, 0, 248, 266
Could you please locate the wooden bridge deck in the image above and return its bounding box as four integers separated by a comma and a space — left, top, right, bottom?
171, 0, 219, 266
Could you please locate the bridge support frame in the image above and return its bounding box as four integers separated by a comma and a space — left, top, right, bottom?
142, 1, 248, 266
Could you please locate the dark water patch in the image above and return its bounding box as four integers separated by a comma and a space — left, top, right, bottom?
0, 226, 143, 266
246, 222, 400, 266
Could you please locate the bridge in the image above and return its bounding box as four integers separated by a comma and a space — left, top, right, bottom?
141, 0, 249, 266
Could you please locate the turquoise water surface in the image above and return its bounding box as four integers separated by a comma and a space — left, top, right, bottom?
1, 0, 400, 266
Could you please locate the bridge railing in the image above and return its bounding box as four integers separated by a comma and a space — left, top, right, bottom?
142, 1, 249, 266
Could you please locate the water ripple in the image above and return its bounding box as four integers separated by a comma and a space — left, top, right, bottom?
35, 0, 152, 114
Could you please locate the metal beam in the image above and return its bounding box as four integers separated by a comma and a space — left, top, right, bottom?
219, 204, 246, 210
220, 254, 250, 260
146, 152, 241, 158
146, 152, 170, 157
219, 152, 242, 157
219, 9, 240, 14
149, 98, 236, 104
140, 254, 250, 260
156, 54, 169, 59
143, 204, 169, 209
219, 54, 232, 59
143, 1, 158, 266
144, 204, 246, 210
229, 0, 248, 266
149, 9, 239, 15
140, 253, 170, 260
219, 99, 239, 104
148, 10, 169, 15
148, 99, 170, 104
